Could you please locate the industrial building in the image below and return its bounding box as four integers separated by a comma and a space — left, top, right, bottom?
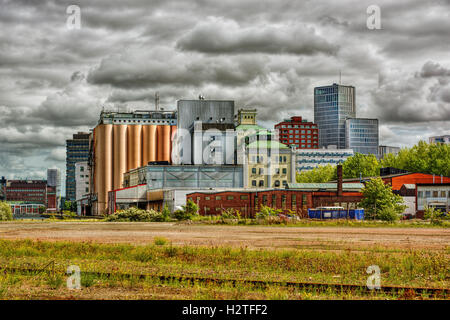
188, 167, 364, 217
345, 118, 379, 156
274, 116, 319, 149
175, 99, 235, 165
342, 171, 450, 218
314, 83, 356, 149
4, 179, 56, 214
294, 146, 354, 172
90, 109, 177, 215
108, 164, 244, 214
66, 132, 90, 201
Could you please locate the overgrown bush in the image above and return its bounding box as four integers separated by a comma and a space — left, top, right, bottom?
105, 207, 170, 222
255, 205, 282, 220
0, 201, 13, 221
220, 208, 241, 220
174, 199, 199, 221
424, 206, 447, 225
377, 206, 399, 222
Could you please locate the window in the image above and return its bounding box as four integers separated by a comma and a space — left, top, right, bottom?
417, 191, 423, 198
276, 168, 280, 174
272, 194, 276, 206
240, 195, 248, 200
252, 180, 257, 187
259, 168, 264, 175
282, 180, 287, 186
196, 197, 200, 202
216, 196, 222, 200
274, 180, 280, 187
259, 180, 264, 187
85, 187, 89, 192
433, 191, 439, 197
292, 194, 296, 208
227, 196, 234, 200
262, 195, 268, 205
440, 191, 446, 198
80, 167, 84, 172
205, 196, 210, 200
252, 168, 257, 174
281, 195, 286, 209
282, 168, 287, 174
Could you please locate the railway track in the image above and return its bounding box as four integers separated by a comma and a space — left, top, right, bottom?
1, 265, 448, 298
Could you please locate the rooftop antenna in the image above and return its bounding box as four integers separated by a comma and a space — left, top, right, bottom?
339, 70, 342, 85
155, 92, 160, 111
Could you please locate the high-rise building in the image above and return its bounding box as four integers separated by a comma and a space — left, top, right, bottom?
378, 145, 400, 159
47, 168, 61, 210
345, 118, 379, 156
314, 84, 355, 149
91, 109, 177, 215
274, 116, 319, 149
429, 135, 450, 144
66, 132, 90, 201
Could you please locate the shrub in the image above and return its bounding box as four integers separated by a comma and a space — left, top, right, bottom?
154, 237, 168, 246
0, 201, 13, 221
255, 205, 281, 220
377, 206, 399, 222
424, 206, 446, 225
174, 199, 199, 221
105, 207, 169, 222
220, 208, 241, 220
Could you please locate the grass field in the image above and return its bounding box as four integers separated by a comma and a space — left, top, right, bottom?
0, 232, 448, 300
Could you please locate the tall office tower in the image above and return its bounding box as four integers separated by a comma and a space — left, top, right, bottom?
91, 109, 177, 215
66, 132, 90, 201
175, 99, 235, 165
47, 168, 61, 210
429, 135, 450, 144
314, 83, 355, 149
275, 116, 319, 149
345, 118, 379, 156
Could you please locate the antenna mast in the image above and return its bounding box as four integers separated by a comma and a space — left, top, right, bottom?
155, 92, 160, 111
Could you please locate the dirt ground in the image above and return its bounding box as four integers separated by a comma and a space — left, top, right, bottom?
0, 221, 448, 251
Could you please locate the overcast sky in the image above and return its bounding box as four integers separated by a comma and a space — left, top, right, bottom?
1, 0, 449, 190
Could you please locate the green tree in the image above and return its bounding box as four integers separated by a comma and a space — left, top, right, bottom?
0, 201, 13, 221
296, 164, 337, 183
342, 153, 380, 179
381, 141, 450, 177
359, 178, 406, 220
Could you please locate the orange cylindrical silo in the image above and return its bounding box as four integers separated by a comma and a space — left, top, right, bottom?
127, 125, 142, 171
162, 125, 171, 162
156, 125, 163, 161
113, 124, 127, 190
94, 126, 102, 197
142, 125, 157, 165
103, 124, 113, 214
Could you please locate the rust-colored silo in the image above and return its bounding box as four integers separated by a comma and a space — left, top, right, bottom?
142, 125, 157, 165
113, 124, 127, 190
127, 125, 142, 171
103, 124, 113, 213
162, 125, 171, 161
156, 125, 163, 161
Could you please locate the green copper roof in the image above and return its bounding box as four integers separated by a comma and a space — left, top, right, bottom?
247, 140, 289, 149
235, 124, 267, 131
287, 183, 364, 190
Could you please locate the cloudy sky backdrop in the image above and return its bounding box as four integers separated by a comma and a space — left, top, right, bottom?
1, 0, 449, 193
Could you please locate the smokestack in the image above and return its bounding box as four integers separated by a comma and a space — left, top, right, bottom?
337, 165, 343, 197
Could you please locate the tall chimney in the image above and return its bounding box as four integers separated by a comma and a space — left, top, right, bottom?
337, 165, 343, 197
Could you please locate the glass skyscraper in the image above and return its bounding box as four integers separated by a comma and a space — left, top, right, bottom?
66, 132, 90, 201
314, 84, 355, 149
345, 118, 379, 156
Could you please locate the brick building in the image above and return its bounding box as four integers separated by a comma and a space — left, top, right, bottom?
274, 116, 319, 149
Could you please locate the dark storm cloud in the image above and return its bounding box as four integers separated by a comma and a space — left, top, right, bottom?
1, 0, 450, 180
176, 18, 339, 55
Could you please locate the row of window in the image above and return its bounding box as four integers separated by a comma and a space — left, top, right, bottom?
250, 156, 288, 163
278, 125, 316, 129
418, 191, 450, 198
191, 193, 308, 207
251, 180, 287, 187
112, 119, 175, 124
251, 168, 287, 174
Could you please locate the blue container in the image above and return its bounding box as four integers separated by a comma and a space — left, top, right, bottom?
307, 208, 365, 220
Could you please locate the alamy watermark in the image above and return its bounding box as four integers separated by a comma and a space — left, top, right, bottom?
66, 5, 81, 30
366, 5, 381, 30
366, 265, 381, 290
